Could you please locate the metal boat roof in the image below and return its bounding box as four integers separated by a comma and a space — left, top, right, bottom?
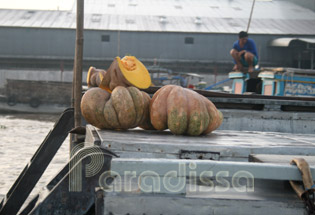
270, 37, 315, 47
0, 0, 315, 35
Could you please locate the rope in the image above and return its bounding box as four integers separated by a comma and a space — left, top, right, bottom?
289, 158, 315, 215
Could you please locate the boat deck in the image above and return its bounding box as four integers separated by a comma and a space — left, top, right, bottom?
84, 125, 315, 215
85, 125, 315, 161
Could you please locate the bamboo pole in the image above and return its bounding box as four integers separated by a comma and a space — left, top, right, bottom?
247, 0, 256, 32
71, 0, 84, 151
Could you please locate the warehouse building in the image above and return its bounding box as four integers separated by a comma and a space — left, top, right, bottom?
0, 0, 314, 89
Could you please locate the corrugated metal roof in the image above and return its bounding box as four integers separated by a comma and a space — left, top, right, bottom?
0, 0, 315, 35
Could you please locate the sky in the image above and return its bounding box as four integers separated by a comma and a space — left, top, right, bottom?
0, 0, 74, 10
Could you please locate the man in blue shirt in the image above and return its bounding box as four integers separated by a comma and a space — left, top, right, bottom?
230, 31, 258, 73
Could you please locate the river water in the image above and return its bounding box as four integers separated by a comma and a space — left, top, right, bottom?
0, 113, 70, 205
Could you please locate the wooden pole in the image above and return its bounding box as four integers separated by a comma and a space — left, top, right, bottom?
247, 0, 256, 32
71, 0, 84, 151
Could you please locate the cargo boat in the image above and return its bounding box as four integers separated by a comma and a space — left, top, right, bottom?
0, 79, 72, 114
1, 88, 315, 215
229, 67, 315, 97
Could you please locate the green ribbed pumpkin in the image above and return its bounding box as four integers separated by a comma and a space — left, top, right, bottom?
150, 85, 223, 136
81, 86, 152, 129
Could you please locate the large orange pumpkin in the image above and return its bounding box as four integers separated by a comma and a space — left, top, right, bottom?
150, 85, 223, 135
81, 86, 152, 130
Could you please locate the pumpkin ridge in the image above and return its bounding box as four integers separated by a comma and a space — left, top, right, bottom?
104, 98, 121, 128
166, 86, 175, 116
150, 85, 173, 111
126, 86, 144, 127
139, 91, 155, 130
184, 89, 189, 134
167, 86, 188, 135
111, 86, 137, 129
127, 88, 137, 127
81, 88, 112, 129
201, 97, 223, 134
185, 89, 204, 136
201, 99, 210, 134
139, 92, 149, 124
150, 85, 174, 130
102, 111, 114, 129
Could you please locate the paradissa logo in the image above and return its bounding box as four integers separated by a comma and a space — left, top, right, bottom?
98, 162, 255, 193
68, 144, 254, 193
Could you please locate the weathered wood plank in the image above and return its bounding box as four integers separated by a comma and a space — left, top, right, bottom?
85, 125, 315, 161
103, 191, 305, 215
249, 154, 315, 165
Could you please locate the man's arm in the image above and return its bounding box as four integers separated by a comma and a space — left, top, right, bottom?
232, 41, 246, 58
230, 41, 244, 71
248, 39, 258, 58
232, 40, 239, 51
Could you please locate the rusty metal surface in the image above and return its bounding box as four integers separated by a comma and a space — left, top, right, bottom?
102, 190, 305, 215
22, 147, 116, 215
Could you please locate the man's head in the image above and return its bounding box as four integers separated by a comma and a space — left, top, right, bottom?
239, 31, 248, 39
238, 31, 248, 46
